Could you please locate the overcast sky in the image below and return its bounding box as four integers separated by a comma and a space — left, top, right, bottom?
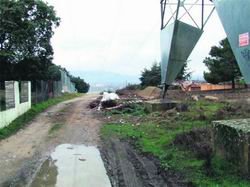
47, 0, 226, 80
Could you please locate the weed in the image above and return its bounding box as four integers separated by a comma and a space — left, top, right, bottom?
105, 103, 147, 116
49, 123, 64, 134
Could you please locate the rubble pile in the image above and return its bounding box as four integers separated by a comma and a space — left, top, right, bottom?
89, 92, 143, 111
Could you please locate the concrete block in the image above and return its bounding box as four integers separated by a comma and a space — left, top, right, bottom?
144, 99, 179, 112
212, 119, 250, 174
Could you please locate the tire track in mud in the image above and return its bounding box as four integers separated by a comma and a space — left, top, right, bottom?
126, 145, 166, 187
101, 138, 165, 187
101, 137, 190, 187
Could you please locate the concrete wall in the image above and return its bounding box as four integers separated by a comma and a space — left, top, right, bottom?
0, 81, 31, 129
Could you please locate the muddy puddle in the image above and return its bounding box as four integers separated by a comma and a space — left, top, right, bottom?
30, 144, 111, 187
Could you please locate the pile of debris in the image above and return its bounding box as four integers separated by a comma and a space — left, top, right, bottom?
115, 88, 138, 99
89, 92, 143, 111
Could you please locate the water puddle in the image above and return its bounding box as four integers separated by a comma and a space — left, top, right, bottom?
31, 144, 111, 187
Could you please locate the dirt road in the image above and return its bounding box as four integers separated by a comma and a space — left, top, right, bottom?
0, 94, 102, 186
0, 94, 188, 187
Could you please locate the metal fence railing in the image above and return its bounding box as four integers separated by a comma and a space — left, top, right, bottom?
31, 80, 63, 104
0, 81, 5, 111
31, 79, 76, 104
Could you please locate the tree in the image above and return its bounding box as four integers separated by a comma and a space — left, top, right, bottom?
203, 38, 242, 89
13, 57, 45, 81
140, 62, 191, 87
140, 63, 161, 87
176, 62, 192, 81
0, 0, 60, 81
71, 76, 90, 93
47, 64, 61, 81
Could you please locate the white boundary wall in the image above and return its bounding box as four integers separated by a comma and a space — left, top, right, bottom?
0, 81, 31, 129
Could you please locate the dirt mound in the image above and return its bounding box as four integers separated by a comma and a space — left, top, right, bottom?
137, 86, 161, 99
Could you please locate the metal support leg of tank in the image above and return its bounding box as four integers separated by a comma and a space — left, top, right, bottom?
161, 84, 169, 100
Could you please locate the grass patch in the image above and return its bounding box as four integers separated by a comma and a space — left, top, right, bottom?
49, 123, 64, 134
0, 93, 81, 140
101, 100, 250, 186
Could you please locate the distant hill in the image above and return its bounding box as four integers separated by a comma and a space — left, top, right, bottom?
71, 70, 140, 84
71, 71, 140, 93
70, 70, 204, 93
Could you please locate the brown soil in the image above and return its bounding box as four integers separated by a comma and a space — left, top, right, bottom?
136, 86, 161, 99
0, 94, 102, 186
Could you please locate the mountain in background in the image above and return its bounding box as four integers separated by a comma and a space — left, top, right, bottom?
71, 71, 140, 92
71, 70, 205, 93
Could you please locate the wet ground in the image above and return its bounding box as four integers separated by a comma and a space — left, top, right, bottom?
31, 144, 111, 187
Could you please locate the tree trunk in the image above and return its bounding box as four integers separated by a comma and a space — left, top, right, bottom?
232, 78, 235, 89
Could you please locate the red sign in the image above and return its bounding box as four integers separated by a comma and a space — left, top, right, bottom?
239, 32, 249, 47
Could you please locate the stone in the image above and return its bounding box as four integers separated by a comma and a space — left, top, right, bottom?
191, 95, 199, 101
205, 96, 219, 101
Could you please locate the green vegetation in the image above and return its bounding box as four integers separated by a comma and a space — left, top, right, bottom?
0, 0, 90, 89
105, 103, 147, 116
0, 0, 60, 81
71, 76, 90, 93
140, 63, 161, 87
0, 93, 81, 140
203, 38, 242, 89
101, 101, 250, 186
49, 123, 64, 134
140, 62, 191, 87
